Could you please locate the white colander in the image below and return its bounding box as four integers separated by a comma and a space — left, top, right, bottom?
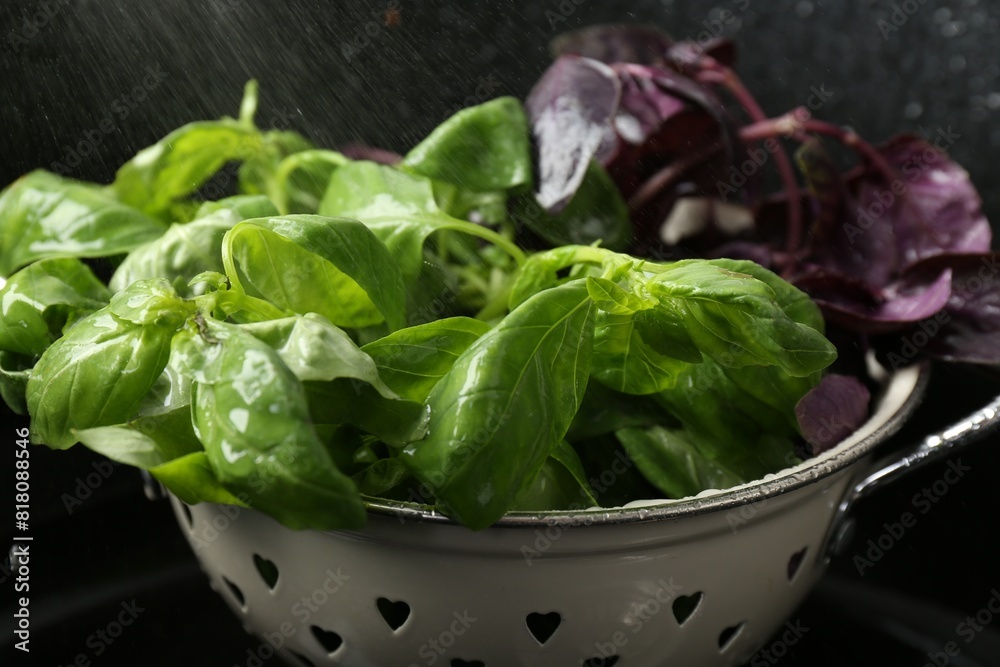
169, 363, 1000, 667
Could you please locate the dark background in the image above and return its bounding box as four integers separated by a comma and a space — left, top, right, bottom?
2, 1, 1000, 665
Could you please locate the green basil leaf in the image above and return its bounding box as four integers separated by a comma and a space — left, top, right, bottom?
650, 261, 836, 376
134, 350, 194, 418
318, 161, 525, 280
511, 161, 631, 250
591, 311, 690, 395
512, 440, 599, 511
193, 194, 279, 221
720, 364, 818, 433
402, 280, 596, 530
223, 215, 407, 331
572, 434, 661, 508
351, 457, 411, 497
631, 307, 702, 363
271, 150, 350, 214
26, 280, 187, 448
174, 317, 365, 530
0, 258, 112, 356
706, 258, 825, 332
150, 451, 249, 506
110, 197, 280, 297
655, 357, 799, 481
616, 425, 745, 499
75, 407, 201, 469
509, 245, 606, 309
238, 129, 316, 202
433, 181, 508, 225
0, 351, 32, 415
241, 313, 396, 397
586, 274, 651, 315
401, 97, 532, 192
107, 278, 195, 326
112, 119, 261, 221
320, 159, 439, 221
566, 382, 667, 441
304, 380, 429, 447
0, 170, 165, 277
361, 317, 491, 402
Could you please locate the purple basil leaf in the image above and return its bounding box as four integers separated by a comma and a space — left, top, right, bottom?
795, 374, 871, 455
876, 135, 992, 268
890, 253, 1000, 364
604, 64, 734, 225
612, 66, 688, 145
527, 55, 621, 212
800, 147, 898, 287
611, 64, 727, 147
795, 269, 952, 333
550, 24, 674, 65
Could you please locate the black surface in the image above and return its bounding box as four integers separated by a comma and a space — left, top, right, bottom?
3, 1, 1000, 665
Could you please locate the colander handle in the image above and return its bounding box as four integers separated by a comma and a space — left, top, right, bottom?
824, 390, 1000, 559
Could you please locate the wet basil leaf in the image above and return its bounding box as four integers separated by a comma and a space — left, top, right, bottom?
305, 380, 429, 447
401, 97, 532, 193
151, 452, 249, 506
223, 215, 407, 331
616, 425, 744, 499
270, 149, 349, 214
238, 129, 315, 202
0, 170, 165, 277
112, 120, 261, 221
351, 457, 411, 497
0, 351, 32, 415
361, 317, 491, 402
590, 310, 690, 395
512, 440, 599, 511
26, 280, 189, 448
319, 161, 525, 281
75, 407, 202, 469
655, 357, 798, 481
241, 313, 396, 397
526, 56, 621, 211
651, 260, 836, 376
110, 195, 280, 296
0, 258, 112, 356
112, 82, 264, 221
402, 281, 596, 530
174, 317, 365, 530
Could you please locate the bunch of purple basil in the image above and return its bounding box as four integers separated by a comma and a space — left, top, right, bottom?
523, 25, 999, 449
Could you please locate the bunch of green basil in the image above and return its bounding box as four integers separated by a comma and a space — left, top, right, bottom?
0, 82, 836, 530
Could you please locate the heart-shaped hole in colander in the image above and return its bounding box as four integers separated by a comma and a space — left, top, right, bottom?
526, 611, 561, 645
221, 576, 245, 608
718, 621, 745, 651
310, 625, 343, 654
787, 547, 808, 581
672, 591, 704, 626
376, 597, 411, 631
252, 553, 279, 590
